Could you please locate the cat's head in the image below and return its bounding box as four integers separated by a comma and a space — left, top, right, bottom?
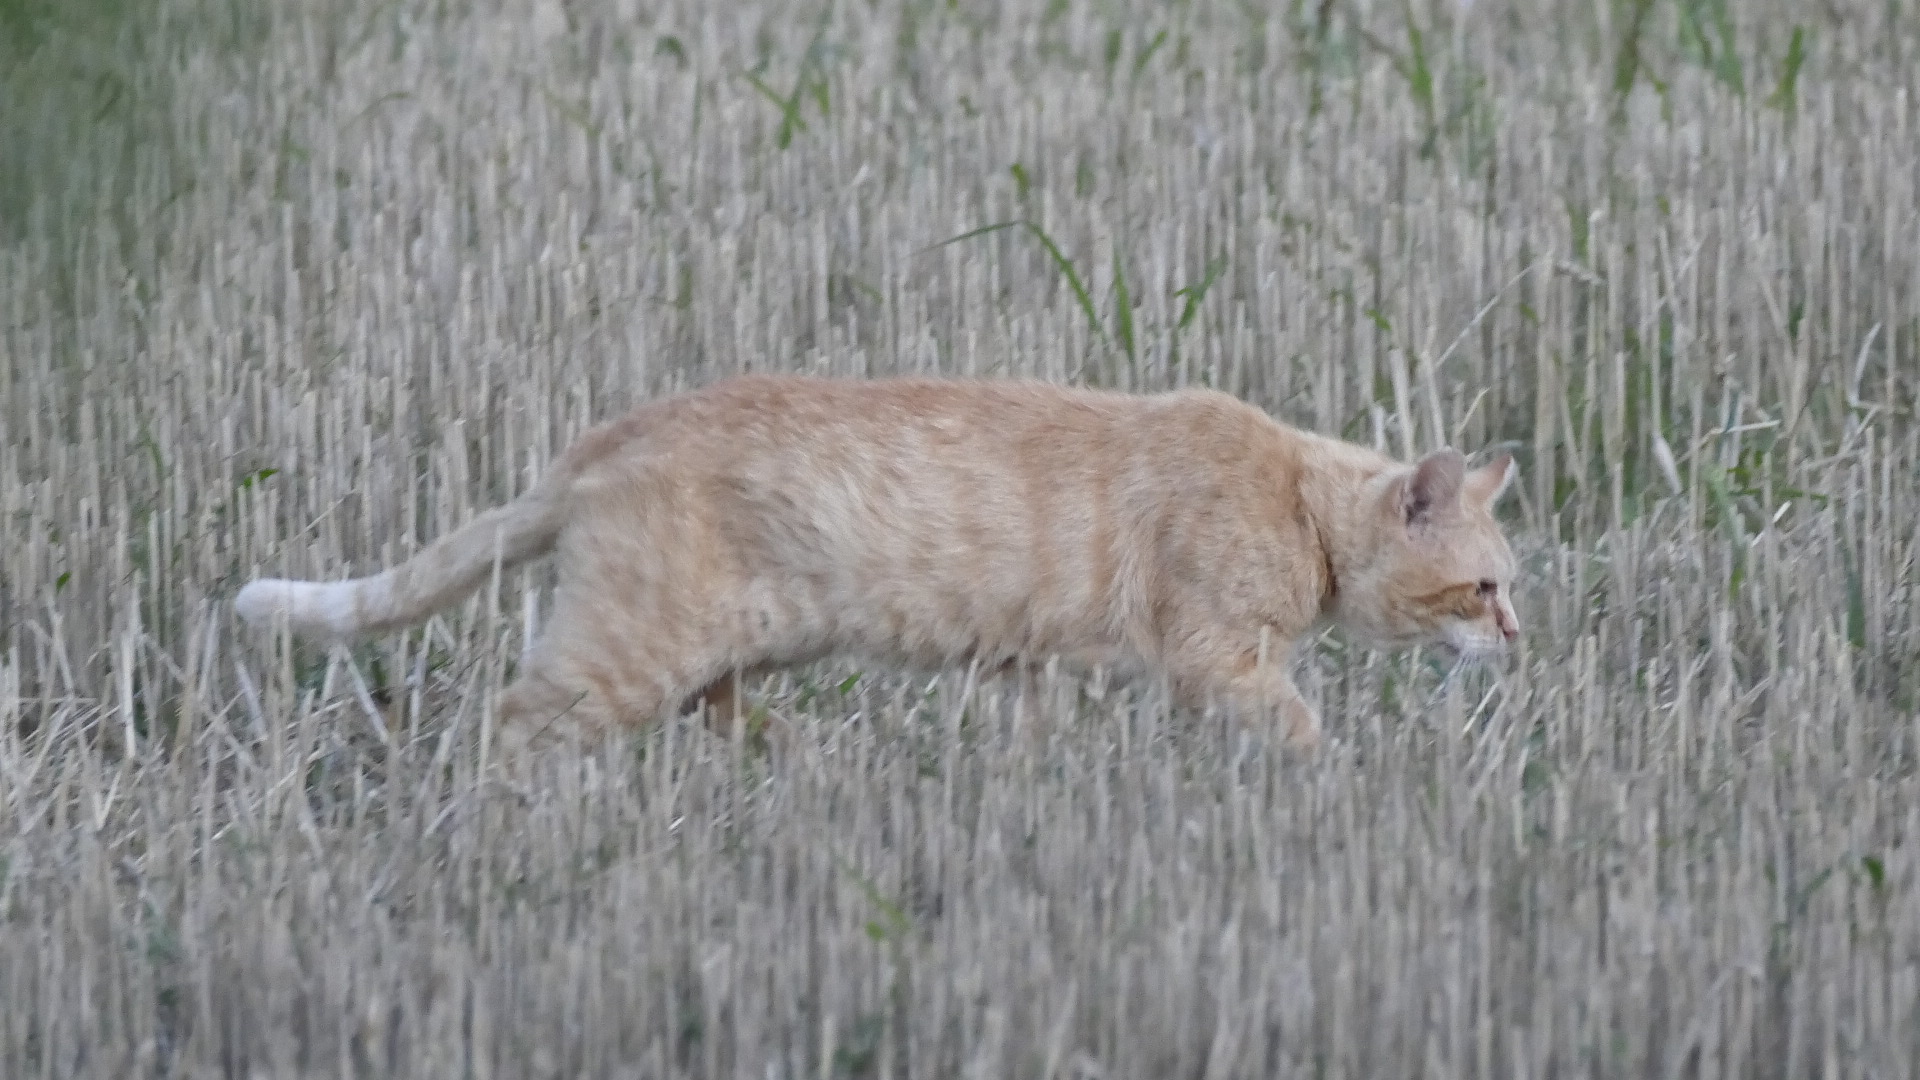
1337, 448, 1521, 658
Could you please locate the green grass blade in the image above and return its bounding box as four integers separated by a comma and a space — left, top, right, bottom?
533, 84, 598, 139
1130, 28, 1168, 86
740, 70, 805, 148
1767, 27, 1807, 112
921, 220, 1106, 345
1403, 12, 1433, 120
1173, 255, 1226, 331
1020, 221, 1105, 345
1610, 0, 1656, 125
919, 220, 1026, 254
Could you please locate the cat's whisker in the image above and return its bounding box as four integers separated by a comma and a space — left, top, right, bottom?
1429, 654, 1467, 702
1460, 678, 1504, 738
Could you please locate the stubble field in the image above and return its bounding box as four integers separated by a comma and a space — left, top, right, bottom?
4, 0, 1920, 1075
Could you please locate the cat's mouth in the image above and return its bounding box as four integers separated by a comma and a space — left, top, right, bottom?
1434, 630, 1508, 660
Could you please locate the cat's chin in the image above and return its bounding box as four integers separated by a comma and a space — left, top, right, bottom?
1439, 638, 1508, 663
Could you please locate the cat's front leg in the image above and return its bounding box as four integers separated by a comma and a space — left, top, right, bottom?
1225, 667, 1322, 750
1164, 631, 1322, 750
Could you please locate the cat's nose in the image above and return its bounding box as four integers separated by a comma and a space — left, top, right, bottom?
1495, 601, 1519, 640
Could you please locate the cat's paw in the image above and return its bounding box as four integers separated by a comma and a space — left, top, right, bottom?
1280, 699, 1323, 752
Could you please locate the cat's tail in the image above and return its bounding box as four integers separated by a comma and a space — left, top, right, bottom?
234, 477, 570, 641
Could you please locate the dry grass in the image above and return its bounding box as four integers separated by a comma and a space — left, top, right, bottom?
5, 0, 1920, 1075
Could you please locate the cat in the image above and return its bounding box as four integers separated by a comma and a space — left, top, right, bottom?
235, 374, 1521, 753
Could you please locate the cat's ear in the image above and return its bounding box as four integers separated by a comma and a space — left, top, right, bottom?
1464, 452, 1517, 509
1399, 448, 1466, 526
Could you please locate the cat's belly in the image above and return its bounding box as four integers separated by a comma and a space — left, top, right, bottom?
807, 579, 1110, 662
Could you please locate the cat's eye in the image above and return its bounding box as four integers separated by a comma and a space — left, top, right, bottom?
1477, 580, 1498, 596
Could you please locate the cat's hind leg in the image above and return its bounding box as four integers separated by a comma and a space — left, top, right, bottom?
497, 631, 766, 757
500, 468, 814, 755
493, 580, 725, 757
495, 661, 626, 756
1161, 624, 1322, 750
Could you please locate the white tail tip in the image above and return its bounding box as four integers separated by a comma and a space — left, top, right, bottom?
234, 577, 361, 639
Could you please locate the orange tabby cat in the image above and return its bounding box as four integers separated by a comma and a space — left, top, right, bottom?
236, 375, 1521, 752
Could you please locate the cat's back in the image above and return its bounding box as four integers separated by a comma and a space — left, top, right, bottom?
569, 375, 1349, 491
703, 373, 1278, 448
679, 372, 1147, 441
590, 374, 1188, 466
